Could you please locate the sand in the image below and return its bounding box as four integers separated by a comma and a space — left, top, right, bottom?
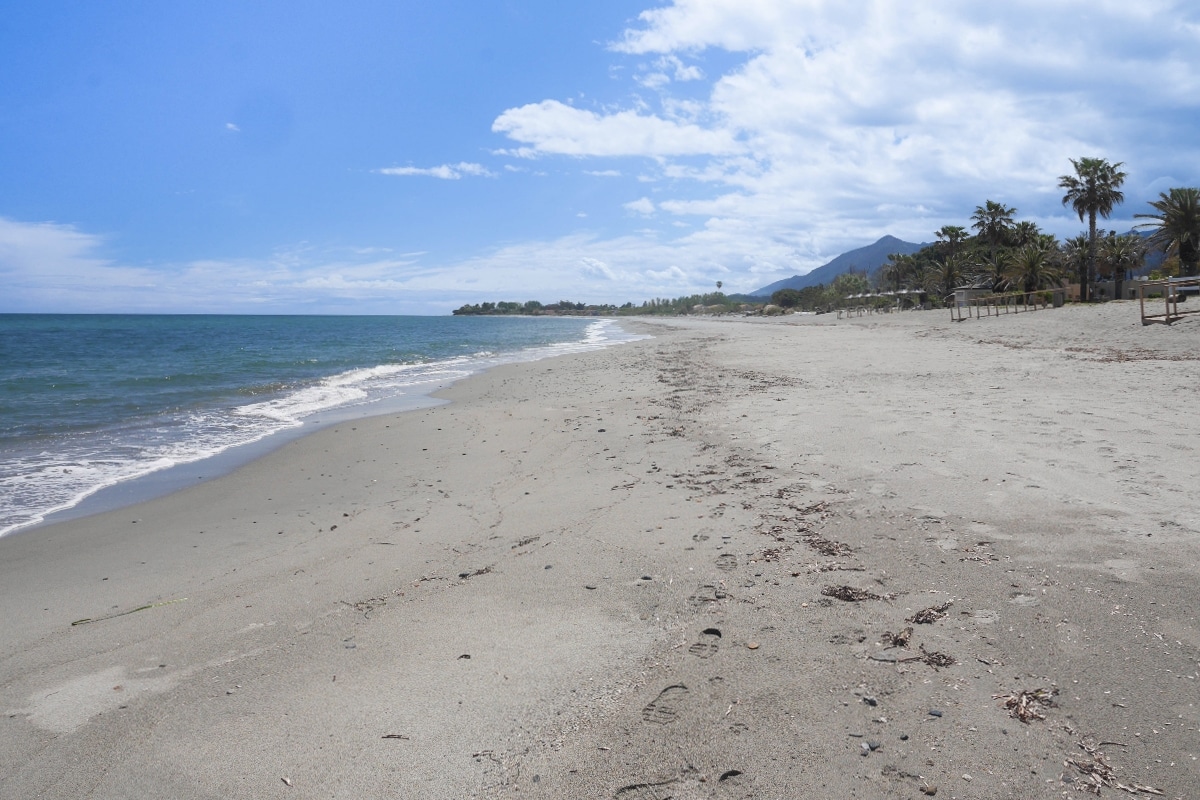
2, 301, 1198, 799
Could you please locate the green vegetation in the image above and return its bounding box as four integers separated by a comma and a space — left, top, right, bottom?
1058, 157, 1127, 302
455, 160, 1196, 315
874, 157, 1155, 304
1136, 187, 1200, 277
452, 293, 745, 317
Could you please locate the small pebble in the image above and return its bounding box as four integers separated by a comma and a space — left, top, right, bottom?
920, 786, 937, 797
899, 733, 909, 741
585, 584, 597, 590
928, 709, 943, 717
641, 575, 653, 581
867, 740, 881, 751
863, 695, 878, 707
961, 774, 972, 782
860, 743, 870, 755
747, 642, 760, 650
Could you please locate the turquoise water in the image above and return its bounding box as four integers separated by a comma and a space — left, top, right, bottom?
0, 314, 637, 535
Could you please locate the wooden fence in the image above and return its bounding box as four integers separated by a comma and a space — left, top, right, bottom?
949, 288, 1066, 322
1139, 277, 1200, 325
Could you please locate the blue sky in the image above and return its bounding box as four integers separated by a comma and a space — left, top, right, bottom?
2, 1, 1199, 314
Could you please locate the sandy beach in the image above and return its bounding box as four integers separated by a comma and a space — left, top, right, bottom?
2, 302, 1199, 799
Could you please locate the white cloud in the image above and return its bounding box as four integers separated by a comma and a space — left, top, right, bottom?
0, 217, 457, 314
637, 55, 705, 88
646, 265, 687, 282
624, 197, 656, 215
375, 162, 495, 179
491, 99, 742, 157
584, 169, 622, 177
485, 1, 1200, 291
225, 122, 240, 132
580, 257, 616, 280
0, 216, 776, 312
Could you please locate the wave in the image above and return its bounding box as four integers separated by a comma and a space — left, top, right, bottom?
0, 318, 643, 537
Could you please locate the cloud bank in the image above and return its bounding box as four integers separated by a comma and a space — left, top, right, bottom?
486, 0, 1200, 294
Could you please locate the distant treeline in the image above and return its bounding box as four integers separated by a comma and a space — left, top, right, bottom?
452, 293, 765, 316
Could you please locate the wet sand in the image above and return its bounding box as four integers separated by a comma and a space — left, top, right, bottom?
2, 302, 1198, 798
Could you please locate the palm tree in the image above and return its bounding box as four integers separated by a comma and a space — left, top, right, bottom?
977, 250, 1014, 292
881, 253, 922, 292
1060, 235, 1089, 300
971, 201, 1017, 261
1135, 187, 1200, 277
1006, 245, 1063, 294
935, 225, 969, 261
1012, 220, 1042, 248
1099, 232, 1146, 299
925, 256, 964, 300
1058, 157, 1126, 302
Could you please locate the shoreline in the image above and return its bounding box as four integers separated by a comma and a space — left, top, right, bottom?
2, 303, 1198, 798
3, 316, 642, 538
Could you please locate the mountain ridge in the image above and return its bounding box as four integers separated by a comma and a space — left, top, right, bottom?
751, 235, 928, 296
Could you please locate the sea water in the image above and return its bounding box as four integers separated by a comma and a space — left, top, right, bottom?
0, 314, 640, 536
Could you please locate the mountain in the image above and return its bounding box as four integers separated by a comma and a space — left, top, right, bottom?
750, 235, 928, 296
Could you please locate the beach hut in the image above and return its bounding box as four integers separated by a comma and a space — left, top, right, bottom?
951, 280, 993, 308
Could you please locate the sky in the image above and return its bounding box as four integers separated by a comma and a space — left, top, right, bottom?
2, 0, 1199, 314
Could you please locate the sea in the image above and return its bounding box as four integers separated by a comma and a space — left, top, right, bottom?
0, 314, 642, 537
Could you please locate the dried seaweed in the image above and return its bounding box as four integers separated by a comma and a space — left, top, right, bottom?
822, 585, 882, 602
882, 627, 913, 648
804, 534, 853, 557
1063, 738, 1164, 796
919, 645, 954, 669
908, 601, 953, 624
994, 687, 1057, 722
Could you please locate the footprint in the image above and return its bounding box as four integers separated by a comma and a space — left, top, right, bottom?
692, 533, 709, 542
728, 721, 749, 735
716, 553, 737, 572
687, 584, 727, 606
687, 628, 722, 658
642, 684, 689, 724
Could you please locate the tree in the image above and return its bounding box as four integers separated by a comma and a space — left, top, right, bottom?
880, 252, 920, 292
976, 251, 1012, 293
1098, 232, 1146, 299
1058, 157, 1126, 301
1012, 220, 1042, 248
1006, 245, 1063, 294
926, 256, 964, 299
971, 200, 1017, 261
830, 271, 869, 306
715, 280, 723, 291
1135, 187, 1200, 277
771, 288, 803, 308
935, 225, 970, 262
